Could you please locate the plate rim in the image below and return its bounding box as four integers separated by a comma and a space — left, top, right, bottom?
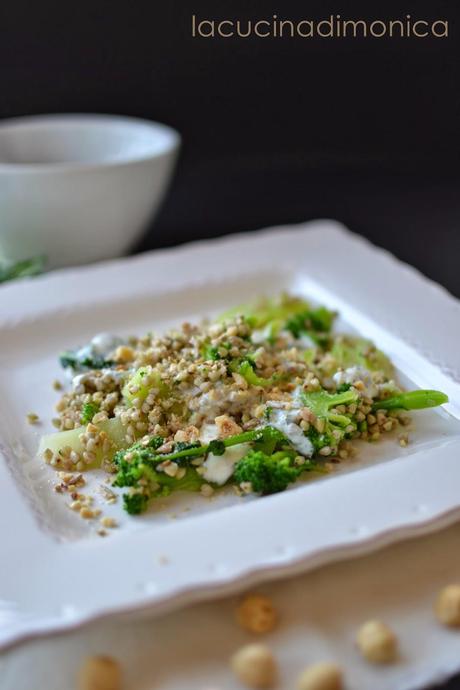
1, 219, 460, 650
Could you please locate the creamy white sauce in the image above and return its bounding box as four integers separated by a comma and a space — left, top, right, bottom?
333, 366, 378, 399
267, 405, 314, 457
251, 326, 273, 344
71, 373, 88, 393
90, 333, 124, 356
199, 423, 218, 444
202, 443, 251, 485
71, 367, 128, 392
198, 392, 224, 418
296, 333, 316, 349
377, 380, 400, 395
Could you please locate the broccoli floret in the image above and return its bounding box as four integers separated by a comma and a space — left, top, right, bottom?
219, 294, 312, 329
330, 336, 394, 378
59, 351, 114, 371
233, 450, 315, 495
113, 426, 288, 514
285, 306, 335, 342
207, 439, 226, 456
231, 359, 273, 387
204, 345, 221, 361
0, 255, 45, 284
113, 435, 164, 463
218, 295, 335, 350
301, 388, 359, 452
115, 456, 204, 514
81, 402, 100, 425
115, 427, 284, 472
123, 492, 149, 515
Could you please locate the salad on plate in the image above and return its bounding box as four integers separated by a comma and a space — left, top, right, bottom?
39, 293, 448, 516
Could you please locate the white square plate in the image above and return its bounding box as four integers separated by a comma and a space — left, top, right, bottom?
1, 220, 460, 649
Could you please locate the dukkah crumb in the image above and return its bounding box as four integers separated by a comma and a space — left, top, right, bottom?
100, 516, 118, 529
398, 433, 409, 447
38, 293, 447, 517
77, 655, 121, 690
236, 594, 278, 634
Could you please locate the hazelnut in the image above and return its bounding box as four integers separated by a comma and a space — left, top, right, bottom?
356, 620, 397, 664
231, 643, 277, 688
435, 584, 460, 627
296, 662, 343, 690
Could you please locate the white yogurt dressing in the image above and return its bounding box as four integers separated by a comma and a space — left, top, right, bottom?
295, 332, 316, 349
198, 423, 251, 485
202, 443, 252, 485
267, 404, 314, 457
65, 332, 126, 379
71, 367, 129, 393
90, 333, 124, 356
333, 366, 378, 399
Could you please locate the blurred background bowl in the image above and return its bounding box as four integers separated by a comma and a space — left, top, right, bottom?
0, 114, 180, 269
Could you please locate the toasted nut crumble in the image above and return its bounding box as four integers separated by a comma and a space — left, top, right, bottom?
356, 619, 397, 663
100, 517, 118, 529
77, 655, 121, 690
236, 594, 278, 634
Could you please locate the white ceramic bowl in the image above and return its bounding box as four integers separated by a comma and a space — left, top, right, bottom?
0, 114, 180, 268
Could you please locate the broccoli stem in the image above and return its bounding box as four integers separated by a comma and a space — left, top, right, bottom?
136, 427, 282, 465
372, 389, 448, 412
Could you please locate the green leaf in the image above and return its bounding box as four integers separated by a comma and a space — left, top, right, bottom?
0, 256, 45, 284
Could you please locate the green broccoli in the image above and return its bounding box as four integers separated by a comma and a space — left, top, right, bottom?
230, 358, 273, 387
330, 336, 394, 378
285, 306, 335, 344
300, 388, 359, 452
114, 427, 284, 471
123, 492, 149, 515
372, 389, 448, 412
203, 345, 221, 361
233, 450, 316, 495
115, 456, 204, 515
121, 468, 205, 515
218, 294, 312, 329
59, 351, 114, 371
0, 255, 45, 284
80, 401, 100, 425
218, 294, 336, 349
113, 426, 287, 514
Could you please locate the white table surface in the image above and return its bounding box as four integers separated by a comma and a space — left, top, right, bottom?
2, 520, 460, 690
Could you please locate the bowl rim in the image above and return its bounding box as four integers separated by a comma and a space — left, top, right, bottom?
0, 113, 181, 174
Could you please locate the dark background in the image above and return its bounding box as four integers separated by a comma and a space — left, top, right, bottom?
1, 0, 459, 297
2, 2, 460, 684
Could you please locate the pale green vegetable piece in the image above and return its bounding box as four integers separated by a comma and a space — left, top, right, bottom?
39, 417, 128, 467
122, 366, 168, 406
